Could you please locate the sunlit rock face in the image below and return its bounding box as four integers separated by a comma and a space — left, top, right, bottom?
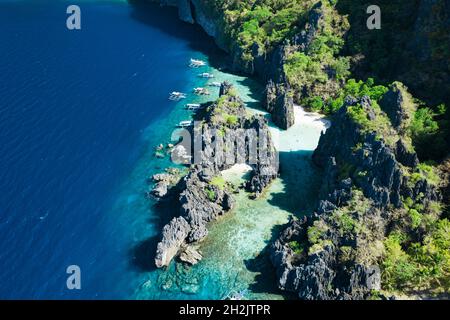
153, 83, 278, 268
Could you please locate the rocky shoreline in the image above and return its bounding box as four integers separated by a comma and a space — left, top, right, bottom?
269, 88, 442, 299
150, 0, 310, 130
147, 0, 449, 299
152, 83, 278, 268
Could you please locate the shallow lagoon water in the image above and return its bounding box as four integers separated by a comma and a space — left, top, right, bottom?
132, 65, 328, 299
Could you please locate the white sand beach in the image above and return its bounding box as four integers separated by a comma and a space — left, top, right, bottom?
270, 105, 331, 152
221, 163, 253, 185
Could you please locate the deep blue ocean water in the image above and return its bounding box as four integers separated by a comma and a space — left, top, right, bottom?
0, 0, 224, 299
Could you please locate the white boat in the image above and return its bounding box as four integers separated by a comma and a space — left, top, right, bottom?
209, 81, 222, 87
186, 103, 202, 110
178, 120, 193, 127
169, 91, 187, 101
171, 91, 186, 97
199, 72, 214, 78
189, 58, 207, 68
193, 87, 210, 95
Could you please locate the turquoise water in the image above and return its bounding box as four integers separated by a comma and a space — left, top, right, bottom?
0, 0, 325, 299
131, 85, 327, 299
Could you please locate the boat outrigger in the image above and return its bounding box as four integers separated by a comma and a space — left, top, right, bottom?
169, 91, 187, 101
199, 72, 214, 78
193, 87, 210, 95
189, 58, 207, 68
177, 120, 194, 128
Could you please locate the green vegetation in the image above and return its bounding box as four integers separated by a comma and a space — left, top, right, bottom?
367, 290, 383, 300
204, 1, 349, 99
347, 101, 399, 146
338, 246, 355, 264
207, 91, 245, 128
307, 220, 328, 245
324, 78, 388, 114
382, 220, 450, 293
224, 114, 239, 126
332, 210, 358, 236
336, 0, 450, 107
196, 0, 450, 298
283, 2, 350, 104
323, 78, 446, 160
210, 175, 226, 190
284, 52, 329, 102
205, 188, 216, 202
409, 105, 447, 160
235, 2, 315, 62
289, 240, 306, 255
409, 163, 441, 187
200, 0, 322, 67
380, 195, 448, 294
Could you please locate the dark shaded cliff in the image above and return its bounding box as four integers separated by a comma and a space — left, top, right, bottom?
270, 88, 448, 299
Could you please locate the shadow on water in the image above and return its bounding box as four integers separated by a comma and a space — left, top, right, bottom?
244, 223, 297, 299
127, 0, 227, 71
236, 77, 266, 109
129, 195, 181, 272
130, 235, 160, 272
244, 150, 323, 299
268, 150, 323, 215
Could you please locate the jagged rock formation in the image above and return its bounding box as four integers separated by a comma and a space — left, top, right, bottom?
265, 78, 295, 130
151, 0, 449, 135
379, 82, 415, 132
314, 96, 439, 208
260, 2, 333, 129
149, 170, 183, 199
155, 216, 190, 268
178, 244, 202, 265
153, 83, 278, 268
271, 215, 383, 300
148, 0, 449, 297
270, 92, 441, 299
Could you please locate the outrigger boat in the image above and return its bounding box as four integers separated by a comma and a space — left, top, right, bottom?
177, 120, 194, 128
193, 87, 210, 95
208, 81, 222, 87
185, 103, 203, 111
199, 72, 214, 78
169, 91, 187, 101
189, 58, 207, 68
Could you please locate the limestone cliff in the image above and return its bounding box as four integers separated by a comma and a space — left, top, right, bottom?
153, 83, 278, 268
270, 91, 442, 299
